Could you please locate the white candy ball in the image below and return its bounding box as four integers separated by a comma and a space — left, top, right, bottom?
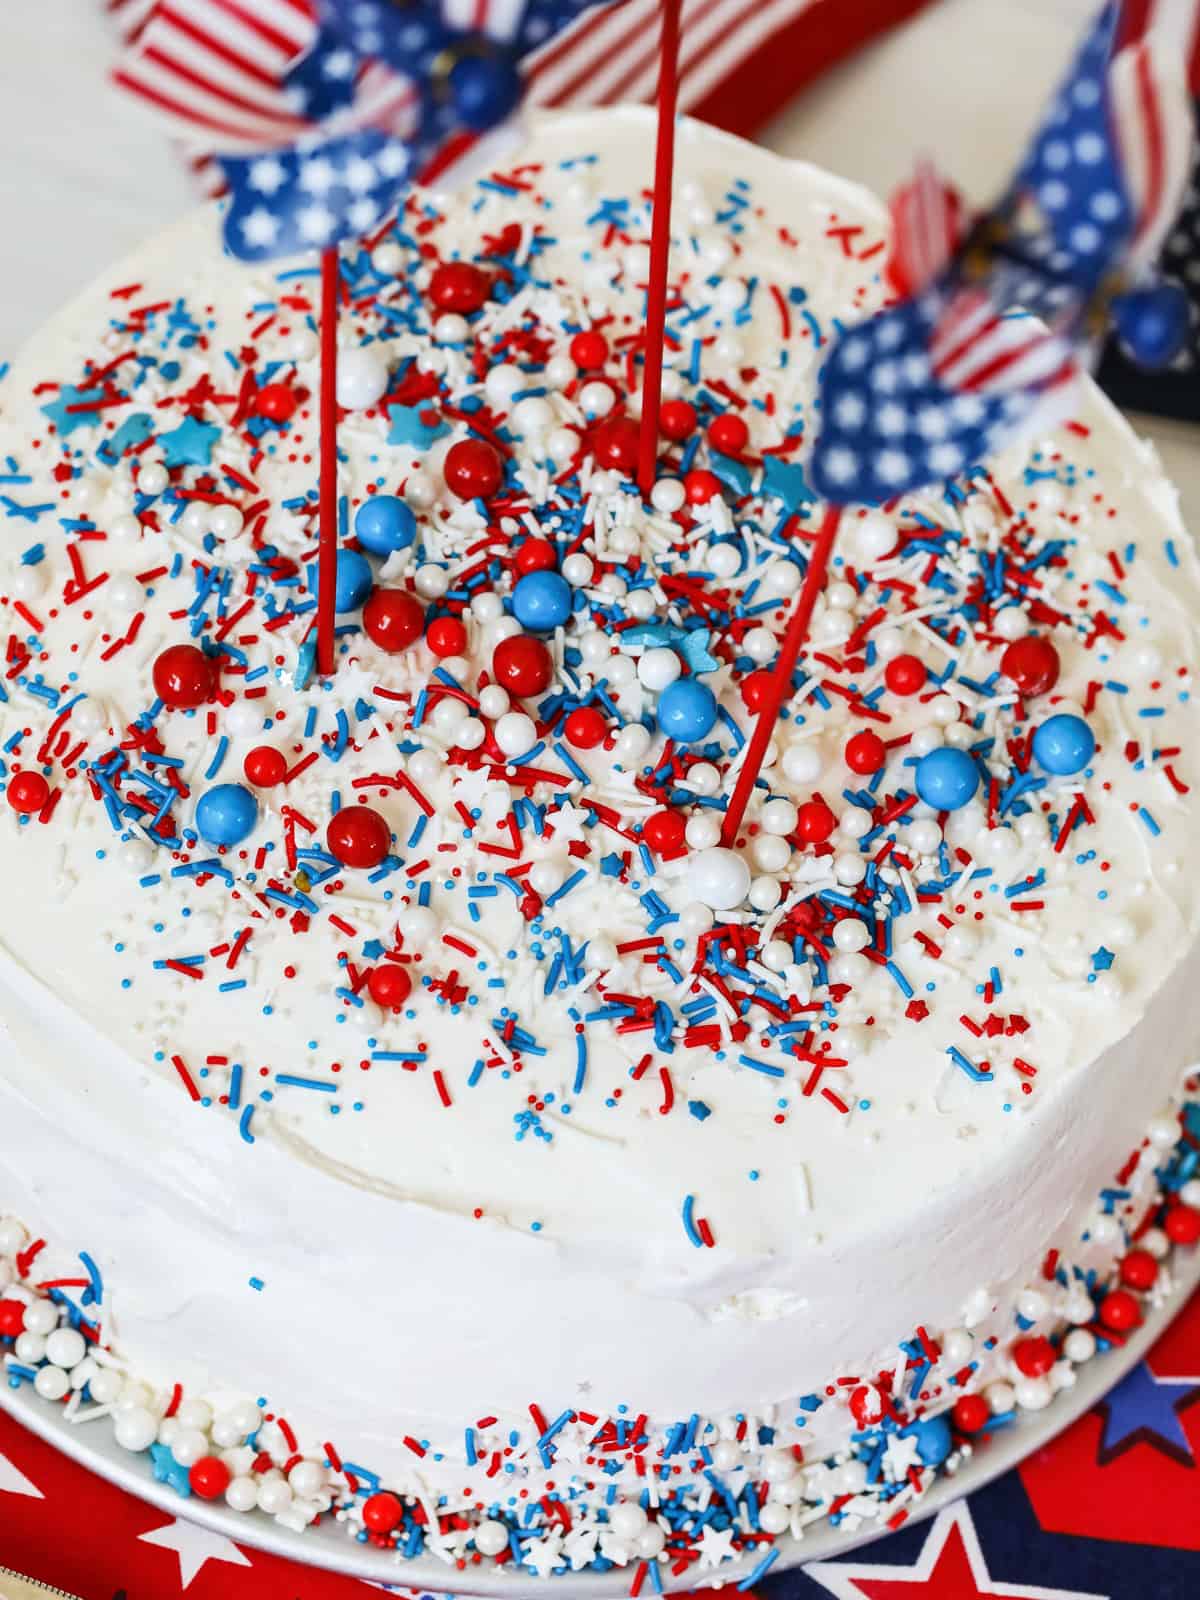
289, 1460, 326, 1497
408, 748, 441, 786
69, 1357, 97, 1391
434, 313, 469, 344
908, 818, 942, 855
32, 1363, 68, 1402
579, 381, 615, 419
687, 847, 750, 910
88, 1368, 122, 1405
758, 1502, 791, 1535
475, 1518, 510, 1556
225, 700, 265, 738
176, 1397, 212, 1431
944, 924, 978, 959
625, 588, 656, 621
546, 355, 577, 389
1090, 1213, 1120, 1246
561, 553, 593, 586
743, 627, 777, 665
838, 807, 871, 841
710, 1439, 741, 1471
15, 1333, 46, 1364
372, 239, 404, 275
985, 1381, 1016, 1415
226, 1475, 259, 1512
405, 471, 436, 511
829, 951, 868, 984
479, 685, 510, 719
139, 462, 169, 495
529, 862, 563, 897
762, 939, 792, 972
635, 649, 680, 698
833, 918, 870, 953
707, 543, 741, 579
585, 935, 618, 970
171, 1427, 209, 1467
485, 364, 523, 406
1014, 1376, 1053, 1411
941, 1328, 973, 1366
1063, 1328, 1096, 1363
782, 743, 822, 784
930, 694, 959, 725
1180, 1179, 1200, 1209
993, 606, 1030, 642
686, 813, 721, 850
749, 875, 781, 911
109, 513, 142, 544
547, 427, 579, 466
336, 346, 389, 411
455, 717, 486, 751
614, 723, 651, 764
609, 1501, 648, 1539
414, 563, 449, 600
852, 512, 896, 562
257, 1476, 293, 1514
910, 726, 943, 756
685, 762, 721, 797
44, 1327, 86, 1370
1141, 1227, 1170, 1260
512, 396, 554, 435
11, 565, 45, 599
495, 711, 536, 757
212, 504, 243, 539
753, 833, 791, 873
605, 654, 638, 688
114, 1406, 158, 1452
23, 1299, 58, 1335
834, 852, 867, 887
679, 900, 715, 938
761, 798, 798, 835
763, 561, 802, 597
651, 478, 686, 514
1147, 1113, 1179, 1149
228, 1398, 264, 1434
1017, 1288, 1049, 1322
636, 1523, 667, 1559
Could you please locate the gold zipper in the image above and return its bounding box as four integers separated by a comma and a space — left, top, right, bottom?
0, 1566, 83, 1600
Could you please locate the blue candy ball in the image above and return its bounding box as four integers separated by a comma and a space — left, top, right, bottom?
512, 570, 573, 632
196, 783, 258, 847
1032, 712, 1095, 776
449, 52, 522, 130
914, 746, 979, 811
335, 549, 374, 613
657, 678, 718, 744
904, 1414, 952, 1467
1112, 282, 1191, 372
354, 494, 416, 557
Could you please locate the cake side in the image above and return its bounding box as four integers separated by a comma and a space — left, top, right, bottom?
0, 107, 1199, 1566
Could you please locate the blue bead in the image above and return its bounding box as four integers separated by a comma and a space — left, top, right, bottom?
914, 746, 979, 811
448, 52, 522, 130
1112, 282, 1191, 372
904, 1414, 952, 1467
512, 570, 572, 632
657, 679, 718, 743
1032, 713, 1094, 776
334, 548, 374, 613
354, 494, 415, 556
196, 783, 258, 847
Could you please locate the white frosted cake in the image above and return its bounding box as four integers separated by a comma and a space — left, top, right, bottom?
2, 108, 1200, 1579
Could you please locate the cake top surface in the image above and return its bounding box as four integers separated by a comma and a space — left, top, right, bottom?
1, 106, 1198, 1291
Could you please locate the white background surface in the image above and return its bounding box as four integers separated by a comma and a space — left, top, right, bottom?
1, 0, 1194, 499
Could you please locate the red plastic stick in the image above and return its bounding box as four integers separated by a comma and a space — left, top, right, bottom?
316, 244, 339, 678
721, 506, 844, 846
636, 0, 682, 497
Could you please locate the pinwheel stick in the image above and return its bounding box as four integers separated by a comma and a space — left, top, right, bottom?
721, 506, 843, 847
636, 0, 682, 497
316, 245, 340, 678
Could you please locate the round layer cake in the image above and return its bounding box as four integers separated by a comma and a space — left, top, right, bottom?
2, 107, 1200, 1574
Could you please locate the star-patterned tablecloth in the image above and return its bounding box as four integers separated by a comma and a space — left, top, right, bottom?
1, 1286, 1197, 1599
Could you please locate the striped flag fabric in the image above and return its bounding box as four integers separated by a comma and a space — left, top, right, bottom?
811, 0, 1200, 507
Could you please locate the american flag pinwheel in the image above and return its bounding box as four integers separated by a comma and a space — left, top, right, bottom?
112, 0, 623, 262
809, 0, 1199, 507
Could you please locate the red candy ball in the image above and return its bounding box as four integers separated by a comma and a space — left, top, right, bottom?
444, 438, 503, 501
492, 635, 553, 698
683, 470, 722, 506
426, 615, 467, 658
1118, 1249, 1158, 1291
845, 730, 886, 775
189, 1457, 232, 1500
659, 399, 698, 441
1011, 1335, 1055, 1378
1165, 1202, 1200, 1245
592, 416, 640, 475
951, 1394, 990, 1434
255, 383, 298, 423
564, 705, 607, 749
740, 670, 773, 712
7, 770, 48, 815
1099, 1288, 1141, 1332
363, 588, 425, 654
1000, 635, 1060, 698
243, 746, 288, 789
515, 537, 557, 575
796, 798, 836, 845
884, 653, 927, 696
153, 643, 216, 710
429, 261, 489, 314
643, 808, 687, 856
327, 806, 392, 870
569, 330, 609, 370
368, 963, 413, 1011
708, 412, 749, 454
0, 1300, 26, 1338
362, 1491, 405, 1534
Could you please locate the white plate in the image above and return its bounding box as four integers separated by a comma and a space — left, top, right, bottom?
4, 1247, 1198, 1595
